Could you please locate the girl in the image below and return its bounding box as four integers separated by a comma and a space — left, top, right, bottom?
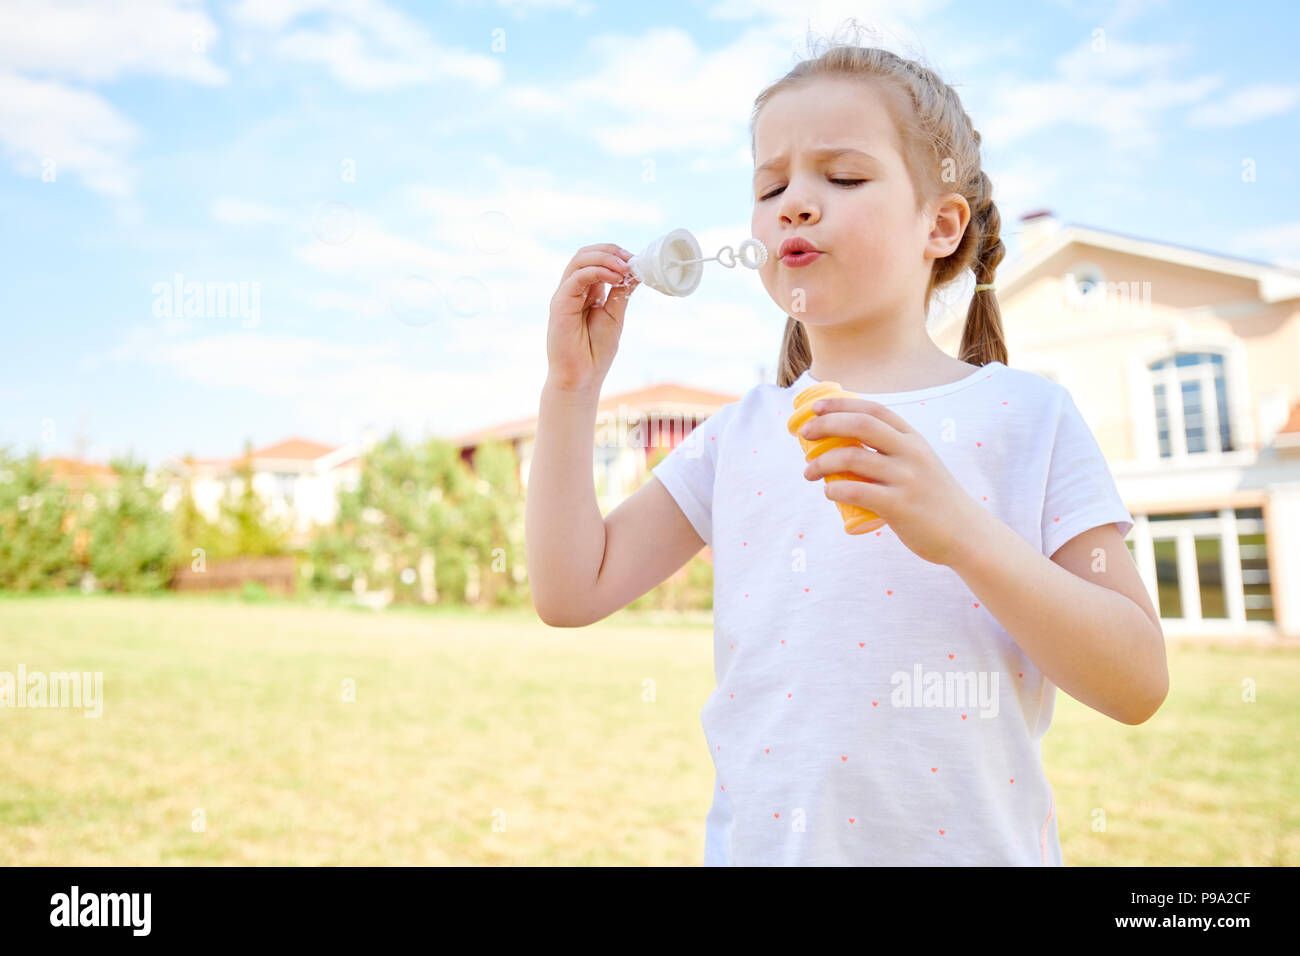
527, 36, 1167, 866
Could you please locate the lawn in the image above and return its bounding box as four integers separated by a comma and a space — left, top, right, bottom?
0, 593, 1295, 865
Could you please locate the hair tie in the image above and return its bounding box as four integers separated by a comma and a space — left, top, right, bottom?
974, 283, 996, 292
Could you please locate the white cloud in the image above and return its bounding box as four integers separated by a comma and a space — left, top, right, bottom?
1230, 221, 1300, 271
493, 0, 597, 15
504, 26, 793, 157
231, 0, 502, 91
212, 196, 288, 224
0, 71, 137, 196
0, 0, 228, 86
408, 162, 666, 243
289, 162, 671, 332
705, 0, 951, 32
0, 0, 228, 197
1186, 83, 1300, 128
309, 289, 388, 319
980, 39, 1224, 153
88, 323, 559, 443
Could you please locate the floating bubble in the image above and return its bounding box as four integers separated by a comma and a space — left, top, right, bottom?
473, 210, 513, 254
390, 274, 443, 327
312, 200, 356, 245
446, 275, 490, 317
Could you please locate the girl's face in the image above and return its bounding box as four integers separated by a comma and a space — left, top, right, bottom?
751, 77, 949, 327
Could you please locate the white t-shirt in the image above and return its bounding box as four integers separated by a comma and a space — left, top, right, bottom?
650, 360, 1134, 866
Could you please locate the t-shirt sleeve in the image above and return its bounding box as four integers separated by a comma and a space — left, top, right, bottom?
650, 401, 737, 550
1041, 387, 1134, 559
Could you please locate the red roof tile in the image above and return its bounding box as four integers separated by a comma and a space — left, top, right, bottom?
248, 438, 338, 460
38, 457, 120, 484
451, 381, 742, 447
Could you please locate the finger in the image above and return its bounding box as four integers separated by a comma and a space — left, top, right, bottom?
800, 408, 903, 456
576, 243, 633, 261
803, 444, 895, 483
564, 264, 628, 300
811, 397, 915, 439
602, 275, 640, 321
823, 470, 892, 516
569, 249, 633, 277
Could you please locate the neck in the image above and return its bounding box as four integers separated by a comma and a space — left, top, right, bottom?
802, 306, 969, 394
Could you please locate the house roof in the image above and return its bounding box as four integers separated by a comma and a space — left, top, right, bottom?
163, 437, 360, 477
246, 438, 338, 460
451, 381, 743, 447
934, 216, 1300, 339
39, 457, 119, 482
1012, 219, 1300, 299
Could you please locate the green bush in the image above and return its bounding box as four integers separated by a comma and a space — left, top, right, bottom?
0, 449, 78, 590
241, 580, 270, 602
307, 430, 522, 607
84, 457, 180, 592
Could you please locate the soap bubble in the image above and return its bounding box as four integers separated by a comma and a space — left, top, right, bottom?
446, 275, 490, 317
473, 210, 513, 254
390, 275, 443, 327
312, 201, 356, 245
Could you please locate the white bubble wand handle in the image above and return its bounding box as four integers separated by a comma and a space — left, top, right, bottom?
614, 230, 769, 297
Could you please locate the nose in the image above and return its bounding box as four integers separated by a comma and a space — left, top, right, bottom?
778, 181, 819, 226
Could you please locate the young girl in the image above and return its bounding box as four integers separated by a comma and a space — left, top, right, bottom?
528, 37, 1168, 866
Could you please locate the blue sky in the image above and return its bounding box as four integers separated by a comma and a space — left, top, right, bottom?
1, 0, 1297, 469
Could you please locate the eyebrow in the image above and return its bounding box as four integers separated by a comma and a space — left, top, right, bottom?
753, 147, 880, 181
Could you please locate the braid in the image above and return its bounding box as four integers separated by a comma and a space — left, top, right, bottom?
973, 170, 1005, 287
957, 168, 1009, 366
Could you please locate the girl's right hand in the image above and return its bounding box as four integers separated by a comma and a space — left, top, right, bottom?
546, 243, 640, 394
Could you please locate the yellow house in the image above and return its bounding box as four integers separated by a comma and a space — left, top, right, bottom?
934, 211, 1300, 641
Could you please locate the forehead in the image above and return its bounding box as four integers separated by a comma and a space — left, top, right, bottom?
753, 77, 902, 166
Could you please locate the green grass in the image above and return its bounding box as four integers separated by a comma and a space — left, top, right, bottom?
0, 593, 1295, 865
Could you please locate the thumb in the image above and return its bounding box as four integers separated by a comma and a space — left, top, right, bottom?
602, 275, 639, 322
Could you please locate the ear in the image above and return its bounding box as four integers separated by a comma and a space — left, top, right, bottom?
924, 192, 970, 260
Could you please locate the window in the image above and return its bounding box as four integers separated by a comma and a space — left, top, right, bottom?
1235, 507, 1273, 622
274, 472, 297, 506
1068, 261, 1104, 299
1140, 506, 1272, 624
593, 445, 619, 498
1149, 352, 1234, 457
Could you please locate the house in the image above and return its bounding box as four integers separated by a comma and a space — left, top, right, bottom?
37, 457, 121, 494
933, 210, 1300, 640
450, 382, 742, 563
159, 437, 368, 546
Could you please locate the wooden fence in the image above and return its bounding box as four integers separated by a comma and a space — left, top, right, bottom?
171, 555, 296, 594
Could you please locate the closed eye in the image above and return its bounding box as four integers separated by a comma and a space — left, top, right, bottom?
758, 179, 867, 201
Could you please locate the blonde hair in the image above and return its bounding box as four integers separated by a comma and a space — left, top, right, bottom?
753, 23, 1009, 386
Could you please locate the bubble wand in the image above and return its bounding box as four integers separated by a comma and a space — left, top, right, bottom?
614, 228, 769, 296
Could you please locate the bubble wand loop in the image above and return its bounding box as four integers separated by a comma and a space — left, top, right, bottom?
673, 240, 769, 270
614, 228, 768, 296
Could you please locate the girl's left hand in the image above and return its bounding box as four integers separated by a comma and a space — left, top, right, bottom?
799, 396, 982, 566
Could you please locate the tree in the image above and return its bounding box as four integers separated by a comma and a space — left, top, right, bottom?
169, 454, 223, 566
0, 447, 77, 590
215, 440, 291, 556
307, 430, 525, 607
84, 456, 180, 592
